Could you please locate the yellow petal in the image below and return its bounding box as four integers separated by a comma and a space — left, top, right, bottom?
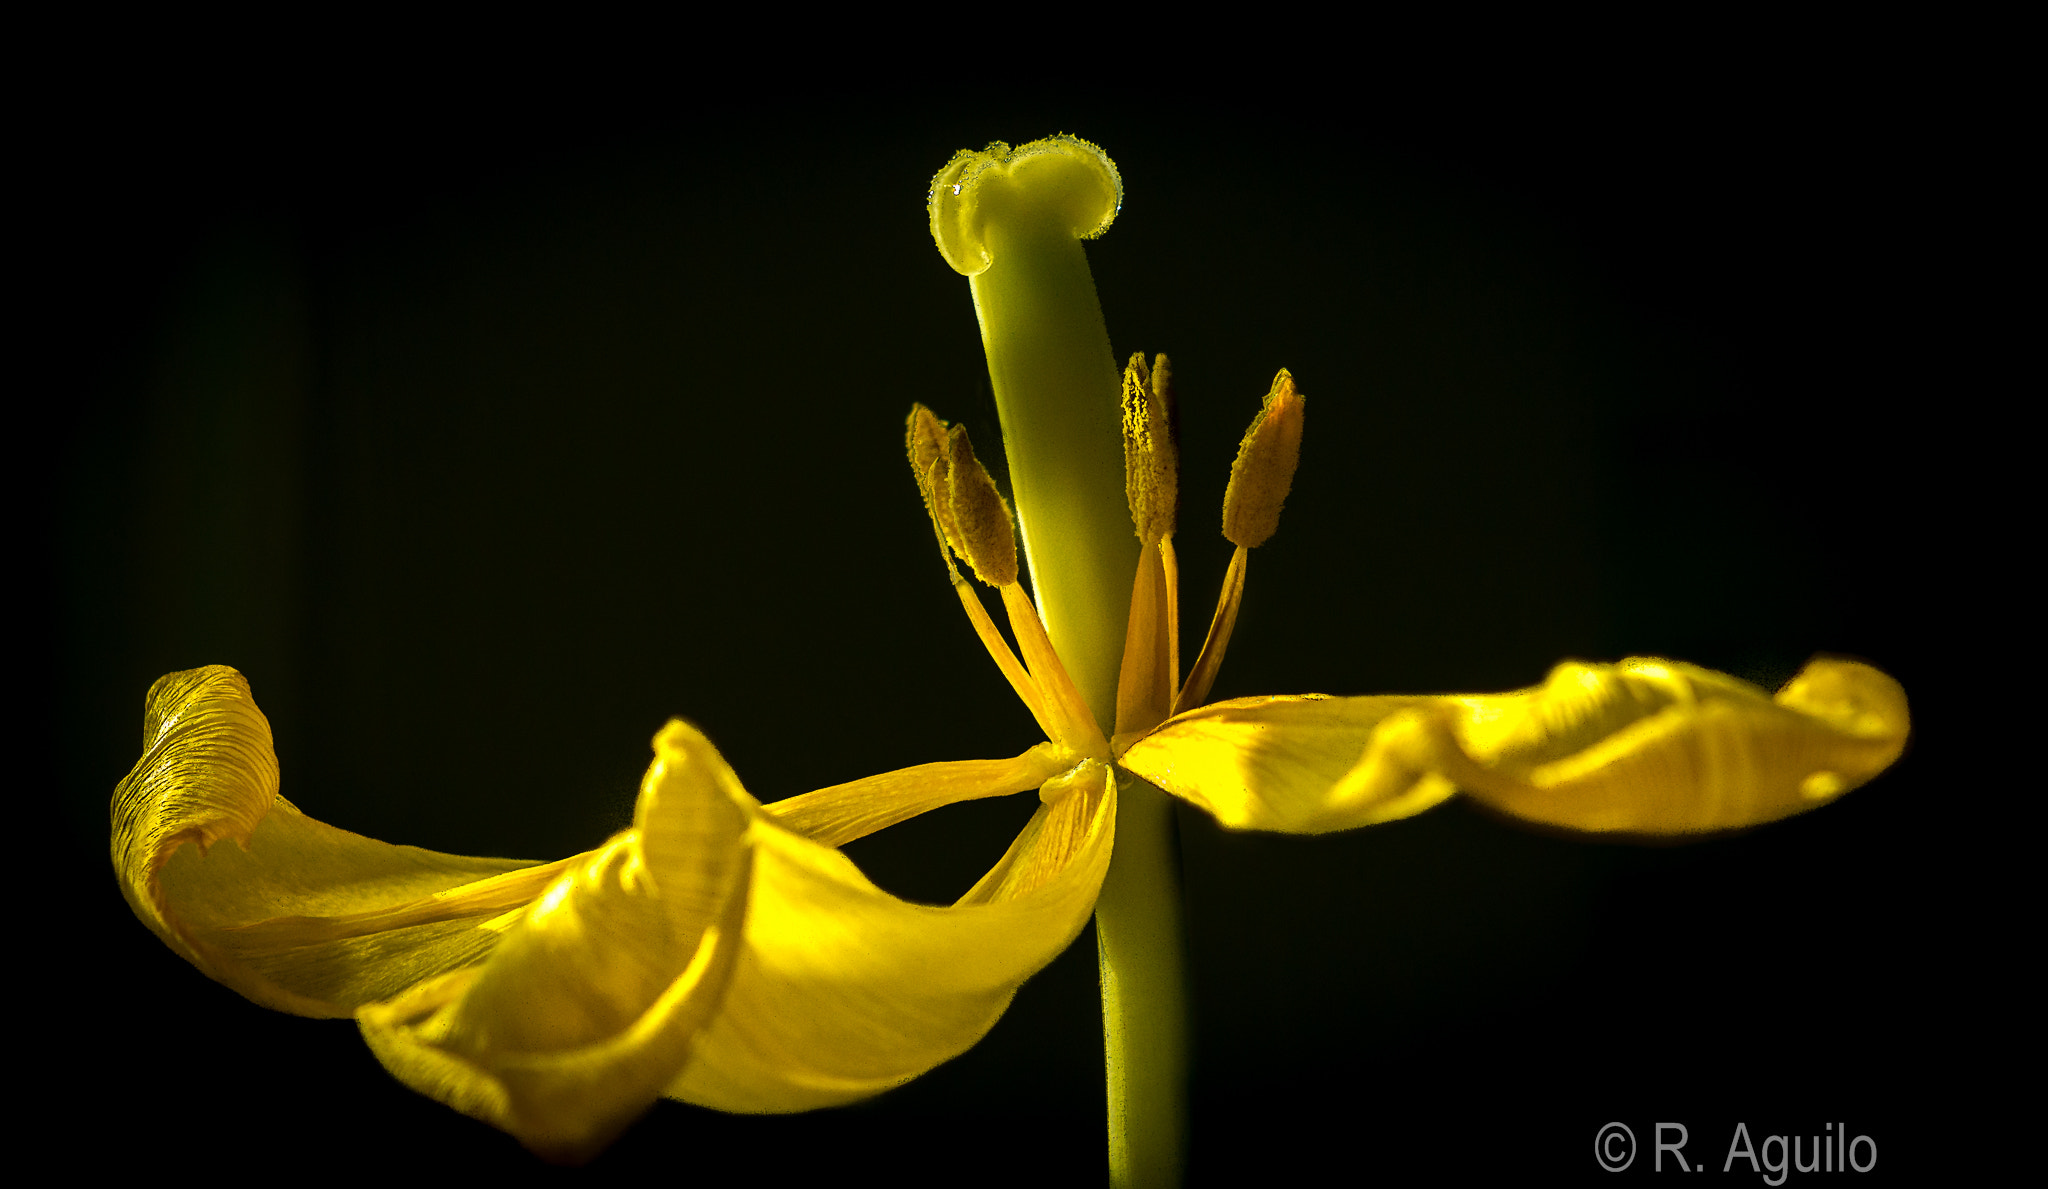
357, 720, 753, 1162
1117, 691, 1459, 832
669, 758, 1115, 1112
1443, 657, 1909, 833
1119, 657, 1908, 835
955, 759, 1115, 906
111, 666, 561, 1017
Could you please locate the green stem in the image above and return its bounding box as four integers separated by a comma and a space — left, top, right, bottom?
1092, 776, 1188, 1189
969, 210, 1188, 1188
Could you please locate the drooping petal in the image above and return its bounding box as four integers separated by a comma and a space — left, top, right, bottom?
111, 666, 561, 1017
667, 758, 1115, 1112
1120, 657, 1908, 835
357, 720, 753, 1162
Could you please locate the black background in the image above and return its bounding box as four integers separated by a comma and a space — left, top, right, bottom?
45, 70, 1981, 1184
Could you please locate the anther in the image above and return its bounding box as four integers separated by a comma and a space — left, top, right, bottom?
905, 404, 1019, 588
1121, 352, 1179, 545
907, 405, 963, 580
942, 424, 1020, 587
1221, 370, 1305, 549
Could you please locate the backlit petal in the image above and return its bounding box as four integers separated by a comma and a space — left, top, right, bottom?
357, 720, 753, 1162
668, 758, 1115, 1112
1444, 657, 1910, 833
1120, 657, 1908, 835
1117, 691, 1459, 832
111, 666, 559, 1017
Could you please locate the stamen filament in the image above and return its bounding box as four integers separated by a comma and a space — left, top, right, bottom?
1000, 582, 1111, 757
1114, 537, 1175, 744
1159, 536, 1181, 706
949, 576, 1057, 741
1174, 544, 1248, 716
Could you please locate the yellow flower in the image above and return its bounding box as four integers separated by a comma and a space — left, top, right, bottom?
113, 663, 1112, 1162
109, 134, 1909, 1167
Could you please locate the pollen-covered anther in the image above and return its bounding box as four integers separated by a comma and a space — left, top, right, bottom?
941, 425, 1020, 587
908, 405, 1017, 585
907, 405, 963, 579
1221, 369, 1305, 549
1121, 352, 1179, 545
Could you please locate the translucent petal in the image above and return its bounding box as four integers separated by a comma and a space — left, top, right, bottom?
668, 759, 1115, 1112
358, 720, 753, 1162
1117, 691, 1458, 832
1119, 657, 1908, 835
1446, 657, 1910, 833
111, 666, 558, 1017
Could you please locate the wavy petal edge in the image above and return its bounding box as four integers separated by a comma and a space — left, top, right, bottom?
1119, 656, 1908, 836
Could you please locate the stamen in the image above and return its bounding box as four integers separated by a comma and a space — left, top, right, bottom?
952, 575, 1058, 741
1222, 370, 1305, 549
1115, 352, 1184, 742
1173, 545, 1248, 716
910, 403, 1053, 735
1159, 535, 1181, 697
1001, 583, 1112, 757
1115, 538, 1175, 744
1171, 371, 1304, 715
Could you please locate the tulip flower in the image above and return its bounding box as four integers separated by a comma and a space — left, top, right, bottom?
109, 133, 1908, 1180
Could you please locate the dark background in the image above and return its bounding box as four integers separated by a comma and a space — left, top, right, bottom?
46, 78, 1975, 1182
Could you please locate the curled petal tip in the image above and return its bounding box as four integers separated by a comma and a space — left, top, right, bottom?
1773, 657, 1910, 747
111, 665, 556, 1018
1449, 656, 1911, 834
